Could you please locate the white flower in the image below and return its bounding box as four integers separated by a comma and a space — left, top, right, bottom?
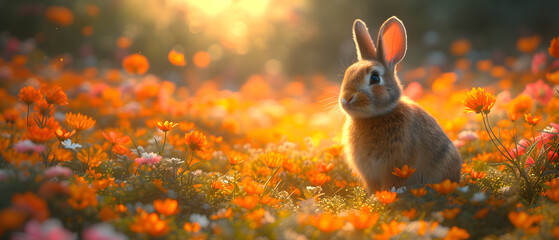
390, 186, 407, 194
189, 214, 209, 228
457, 186, 470, 193
62, 139, 82, 150
471, 192, 486, 202
83, 223, 128, 240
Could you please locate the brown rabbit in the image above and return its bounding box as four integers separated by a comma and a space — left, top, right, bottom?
340, 16, 461, 194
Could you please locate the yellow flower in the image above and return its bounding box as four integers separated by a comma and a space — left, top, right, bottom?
261, 152, 285, 169
463, 87, 496, 114
66, 112, 96, 130
156, 121, 179, 132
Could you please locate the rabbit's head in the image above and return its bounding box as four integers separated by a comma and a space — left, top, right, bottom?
340, 17, 407, 118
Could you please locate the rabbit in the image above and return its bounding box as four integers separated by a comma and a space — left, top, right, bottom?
339, 16, 462, 194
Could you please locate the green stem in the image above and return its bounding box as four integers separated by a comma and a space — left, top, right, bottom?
159, 132, 167, 156
8, 123, 14, 150
263, 167, 280, 189
26, 104, 30, 127
74, 130, 80, 143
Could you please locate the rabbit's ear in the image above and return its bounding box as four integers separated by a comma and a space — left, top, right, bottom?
353, 19, 376, 61
377, 16, 407, 67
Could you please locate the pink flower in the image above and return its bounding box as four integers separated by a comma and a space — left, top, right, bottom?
44, 166, 73, 178
403, 82, 423, 101
134, 152, 162, 165
458, 130, 478, 141
531, 52, 546, 74
453, 139, 465, 148
83, 223, 127, 240
14, 140, 45, 154
522, 79, 553, 105
12, 219, 75, 240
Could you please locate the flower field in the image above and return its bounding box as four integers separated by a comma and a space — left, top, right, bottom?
1, 1, 559, 240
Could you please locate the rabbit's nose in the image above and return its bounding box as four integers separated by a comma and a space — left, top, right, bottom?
342, 94, 354, 105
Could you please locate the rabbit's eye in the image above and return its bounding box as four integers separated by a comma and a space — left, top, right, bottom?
369, 72, 381, 85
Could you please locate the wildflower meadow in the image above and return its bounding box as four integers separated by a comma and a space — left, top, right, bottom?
0, 1, 559, 239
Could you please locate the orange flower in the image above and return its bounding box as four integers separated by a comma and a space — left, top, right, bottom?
550, 36, 559, 58
430, 179, 458, 195
411, 187, 427, 197
233, 195, 259, 209
243, 179, 264, 195
507, 94, 532, 121
262, 152, 285, 169
517, 35, 541, 53
185, 131, 208, 152
443, 226, 470, 240
375, 190, 397, 204
43, 85, 68, 105
122, 53, 149, 75
168, 50, 186, 66
524, 114, 542, 125
392, 164, 416, 179
183, 222, 201, 232
153, 179, 168, 194
282, 158, 300, 173
34, 99, 53, 116
380, 220, 405, 238
156, 121, 178, 132
18, 86, 42, 105
0, 208, 27, 231
307, 171, 331, 186
463, 87, 496, 114
470, 170, 487, 180
68, 184, 98, 210
309, 213, 344, 233
211, 208, 233, 220
246, 208, 266, 227
317, 162, 334, 172
544, 187, 559, 202
417, 221, 439, 236
12, 192, 49, 221
326, 145, 343, 157
55, 128, 76, 141
508, 211, 544, 234
346, 210, 379, 230
45, 6, 74, 26
193, 51, 211, 68
66, 112, 95, 130
402, 208, 417, 219
2, 109, 18, 124
130, 209, 170, 237
154, 198, 180, 216
473, 208, 489, 219
98, 206, 119, 222
442, 208, 461, 220
228, 152, 245, 165
102, 131, 130, 155
49, 148, 73, 162
26, 126, 54, 143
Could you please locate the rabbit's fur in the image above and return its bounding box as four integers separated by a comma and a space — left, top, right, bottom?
340, 17, 461, 194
